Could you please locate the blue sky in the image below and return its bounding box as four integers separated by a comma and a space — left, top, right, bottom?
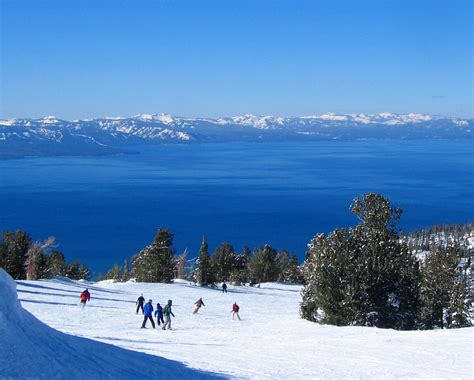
1, 0, 472, 119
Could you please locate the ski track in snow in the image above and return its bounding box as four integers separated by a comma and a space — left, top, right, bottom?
13, 277, 474, 379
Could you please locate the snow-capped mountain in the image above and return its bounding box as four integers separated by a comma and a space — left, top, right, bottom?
0, 112, 471, 158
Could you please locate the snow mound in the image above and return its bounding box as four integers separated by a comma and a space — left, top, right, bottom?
0, 269, 221, 379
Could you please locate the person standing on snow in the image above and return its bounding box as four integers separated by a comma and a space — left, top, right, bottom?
141, 299, 155, 329
231, 302, 241, 320
136, 294, 145, 314
162, 299, 175, 330
193, 298, 205, 314
80, 288, 90, 308
154, 303, 164, 326
222, 282, 227, 293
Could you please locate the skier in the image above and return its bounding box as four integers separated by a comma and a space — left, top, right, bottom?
154, 303, 164, 326
162, 299, 175, 330
136, 294, 145, 314
193, 298, 205, 314
141, 299, 155, 329
80, 288, 90, 308
222, 282, 227, 293
231, 302, 241, 320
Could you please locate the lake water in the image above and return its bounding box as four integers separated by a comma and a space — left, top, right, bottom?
0, 140, 473, 275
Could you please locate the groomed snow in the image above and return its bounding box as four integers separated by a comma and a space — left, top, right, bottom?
10, 273, 473, 379
0, 269, 220, 379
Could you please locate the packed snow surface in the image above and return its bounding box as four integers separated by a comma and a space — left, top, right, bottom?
0, 269, 220, 379
8, 273, 473, 379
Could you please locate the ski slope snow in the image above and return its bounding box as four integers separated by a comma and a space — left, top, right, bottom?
0, 269, 220, 379
5, 271, 473, 379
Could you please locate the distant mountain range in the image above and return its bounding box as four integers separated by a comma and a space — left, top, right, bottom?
0, 112, 472, 158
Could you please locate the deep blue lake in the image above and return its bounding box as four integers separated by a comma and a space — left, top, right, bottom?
1, 141, 473, 275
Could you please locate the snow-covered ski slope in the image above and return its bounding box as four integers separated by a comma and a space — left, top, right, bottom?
0, 270, 221, 379
6, 271, 473, 379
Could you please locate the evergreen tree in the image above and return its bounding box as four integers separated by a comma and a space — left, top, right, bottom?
284, 254, 304, 284
132, 228, 176, 283
446, 279, 471, 328
276, 251, 290, 282
301, 193, 420, 329
47, 251, 67, 277
197, 237, 213, 285
229, 246, 250, 285
78, 263, 91, 280
1, 230, 32, 279
248, 244, 279, 284
300, 229, 351, 325
66, 260, 90, 280
66, 261, 82, 280
348, 193, 419, 329
210, 242, 236, 282
418, 244, 471, 329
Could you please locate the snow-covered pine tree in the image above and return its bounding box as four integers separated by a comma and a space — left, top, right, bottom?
301, 193, 420, 329
349, 194, 419, 329
300, 229, 351, 325
446, 280, 471, 328
418, 243, 471, 329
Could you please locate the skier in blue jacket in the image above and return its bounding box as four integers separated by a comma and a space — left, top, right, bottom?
141, 299, 155, 329
154, 303, 164, 326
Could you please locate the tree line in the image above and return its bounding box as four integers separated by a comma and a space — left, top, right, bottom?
300, 193, 472, 330
100, 229, 304, 285
0, 230, 90, 280
403, 222, 474, 255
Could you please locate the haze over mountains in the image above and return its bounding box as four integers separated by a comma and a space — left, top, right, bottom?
1, 112, 471, 158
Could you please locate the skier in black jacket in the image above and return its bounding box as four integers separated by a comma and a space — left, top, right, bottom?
136, 294, 145, 314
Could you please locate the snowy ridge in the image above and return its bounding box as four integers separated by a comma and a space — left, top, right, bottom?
0, 112, 472, 158
0, 269, 220, 379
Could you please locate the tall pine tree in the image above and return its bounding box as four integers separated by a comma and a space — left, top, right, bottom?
1, 231, 32, 279
248, 244, 279, 284
301, 193, 420, 329
132, 228, 176, 283
210, 242, 236, 282
197, 237, 213, 285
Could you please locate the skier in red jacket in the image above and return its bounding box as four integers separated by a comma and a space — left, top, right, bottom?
80, 288, 90, 308
231, 302, 241, 320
